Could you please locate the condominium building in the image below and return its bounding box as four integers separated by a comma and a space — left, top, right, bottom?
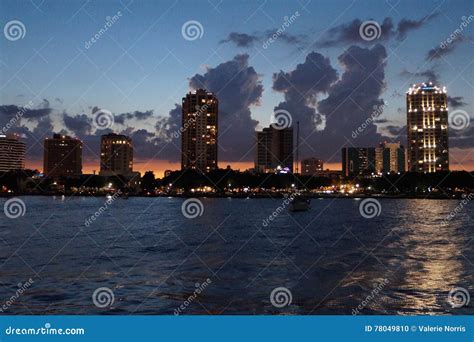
99, 133, 133, 177
256, 126, 293, 173
181, 89, 218, 172
341, 147, 375, 177
0, 134, 25, 172
301, 158, 323, 176
44, 134, 82, 177
406, 82, 449, 172
375, 142, 406, 173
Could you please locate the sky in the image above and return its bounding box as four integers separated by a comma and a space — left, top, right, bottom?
0, 0, 473, 176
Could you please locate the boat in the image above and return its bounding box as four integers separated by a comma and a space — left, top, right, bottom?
289, 195, 311, 212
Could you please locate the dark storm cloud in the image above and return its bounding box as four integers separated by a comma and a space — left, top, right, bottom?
133, 110, 154, 120
219, 32, 259, 47
0, 102, 52, 129
220, 31, 305, 48
272, 51, 337, 131
189, 54, 262, 160
317, 45, 388, 152
317, 18, 394, 47
426, 36, 467, 60
448, 96, 467, 109
273, 45, 388, 162
317, 14, 439, 47
157, 104, 181, 135
273, 52, 337, 96
63, 113, 92, 135
0, 103, 52, 121
450, 126, 474, 149
400, 68, 439, 84
382, 125, 406, 139
396, 13, 439, 40
115, 110, 154, 124
373, 118, 390, 124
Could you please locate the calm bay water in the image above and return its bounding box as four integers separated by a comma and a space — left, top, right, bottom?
0, 196, 472, 315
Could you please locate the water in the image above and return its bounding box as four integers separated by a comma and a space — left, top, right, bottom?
0, 196, 472, 315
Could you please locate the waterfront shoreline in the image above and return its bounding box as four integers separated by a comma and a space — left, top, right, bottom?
0, 192, 470, 200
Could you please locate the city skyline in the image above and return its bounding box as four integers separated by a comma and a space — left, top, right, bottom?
0, 0, 472, 176
0, 81, 469, 177
0, 1, 473, 328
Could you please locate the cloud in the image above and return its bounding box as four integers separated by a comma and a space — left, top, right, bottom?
317, 18, 394, 47
447, 96, 467, 109
400, 68, 439, 84
63, 113, 92, 135
273, 45, 389, 162
426, 35, 467, 60
317, 14, 439, 47
272, 52, 337, 132
219, 32, 259, 47
450, 126, 474, 149
189, 54, 262, 160
317, 44, 388, 151
381, 125, 406, 139
396, 13, 439, 40
0, 103, 52, 121
220, 30, 305, 48
114, 110, 154, 125
0, 102, 52, 124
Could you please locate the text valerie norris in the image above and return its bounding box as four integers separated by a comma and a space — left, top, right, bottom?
417, 325, 466, 333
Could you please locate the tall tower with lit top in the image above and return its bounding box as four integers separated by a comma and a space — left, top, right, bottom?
406, 82, 449, 172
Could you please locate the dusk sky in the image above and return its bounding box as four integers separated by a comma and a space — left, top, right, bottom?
1, 0, 473, 176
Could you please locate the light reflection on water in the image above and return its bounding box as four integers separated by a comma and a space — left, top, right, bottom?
0, 197, 472, 315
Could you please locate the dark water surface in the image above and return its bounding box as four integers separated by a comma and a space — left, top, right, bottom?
0, 196, 472, 315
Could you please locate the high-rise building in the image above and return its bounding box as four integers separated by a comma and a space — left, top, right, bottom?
301, 158, 323, 176
44, 134, 82, 177
256, 126, 293, 173
0, 134, 25, 172
342, 147, 375, 177
181, 89, 218, 172
99, 133, 133, 177
406, 82, 449, 172
375, 142, 406, 173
